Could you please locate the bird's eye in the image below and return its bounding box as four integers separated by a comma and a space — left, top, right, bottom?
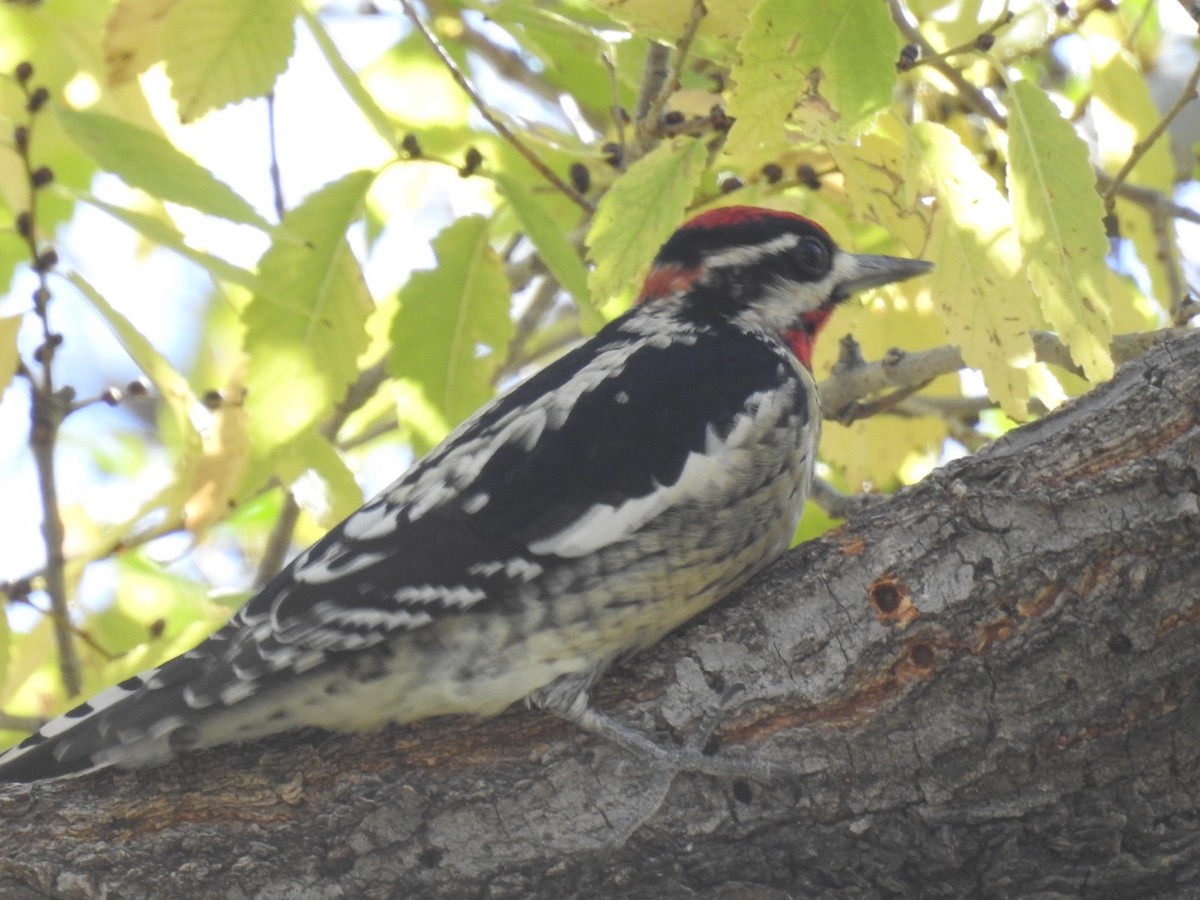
795, 236, 831, 275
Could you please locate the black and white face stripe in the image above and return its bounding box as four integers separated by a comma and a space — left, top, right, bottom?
653, 208, 931, 338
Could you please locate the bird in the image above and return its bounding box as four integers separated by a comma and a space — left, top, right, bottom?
0, 205, 930, 782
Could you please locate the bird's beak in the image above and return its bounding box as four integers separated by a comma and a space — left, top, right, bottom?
832, 253, 933, 303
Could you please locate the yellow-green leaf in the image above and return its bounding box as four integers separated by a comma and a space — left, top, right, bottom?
0, 316, 20, 396
914, 122, 1037, 419
593, 0, 757, 54
725, 0, 898, 161
163, 0, 298, 123
67, 272, 200, 451
587, 137, 707, 312
67, 187, 258, 289
273, 431, 364, 529
495, 172, 592, 310
1007, 79, 1114, 382
104, 0, 174, 84
183, 390, 250, 536
1090, 36, 1177, 316
389, 216, 515, 428
829, 134, 930, 253
243, 170, 376, 454
57, 107, 270, 228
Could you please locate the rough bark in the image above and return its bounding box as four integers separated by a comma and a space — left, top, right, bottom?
2, 329, 1199, 900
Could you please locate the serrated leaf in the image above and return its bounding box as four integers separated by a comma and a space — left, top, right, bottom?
389, 215, 514, 428
162, 0, 298, 123
725, 0, 898, 161
913, 122, 1036, 420
104, 0, 173, 84
67, 187, 258, 289
587, 137, 707, 309
57, 107, 270, 228
495, 172, 591, 309
1007, 80, 1113, 382
829, 135, 930, 252
0, 316, 20, 395
243, 170, 376, 454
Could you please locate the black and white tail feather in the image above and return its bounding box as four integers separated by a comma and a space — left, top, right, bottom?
0, 207, 930, 782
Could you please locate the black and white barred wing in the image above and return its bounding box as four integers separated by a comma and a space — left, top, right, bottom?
0, 313, 806, 780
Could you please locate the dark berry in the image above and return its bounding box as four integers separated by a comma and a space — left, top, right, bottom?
34, 248, 58, 272
601, 142, 623, 169
761, 163, 783, 184
460, 146, 483, 177
568, 162, 590, 194
27, 86, 50, 113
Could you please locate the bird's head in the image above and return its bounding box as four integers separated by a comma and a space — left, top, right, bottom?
637, 206, 932, 370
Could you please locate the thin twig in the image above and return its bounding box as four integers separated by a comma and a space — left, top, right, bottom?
601, 51, 628, 170
499, 277, 561, 380
633, 43, 671, 131
809, 478, 888, 520
908, 2, 1013, 68
1098, 174, 1200, 226
253, 94, 297, 585
12, 75, 83, 697
643, 0, 705, 146
254, 496, 302, 588
458, 23, 565, 115
400, 0, 593, 213
888, 0, 1008, 127
1101, 56, 1200, 212
266, 92, 286, 221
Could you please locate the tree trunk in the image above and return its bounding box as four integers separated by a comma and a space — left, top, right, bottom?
3, 329, 1199, 900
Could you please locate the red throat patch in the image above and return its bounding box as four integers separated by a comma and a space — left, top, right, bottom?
785, 307, 834, 371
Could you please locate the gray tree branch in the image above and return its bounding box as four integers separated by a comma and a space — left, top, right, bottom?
2, 329, 1199, 899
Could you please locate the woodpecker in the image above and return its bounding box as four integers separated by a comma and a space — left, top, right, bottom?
0, 206, 930, 782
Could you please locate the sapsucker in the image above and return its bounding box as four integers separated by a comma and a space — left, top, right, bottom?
0, 206, 930, 782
